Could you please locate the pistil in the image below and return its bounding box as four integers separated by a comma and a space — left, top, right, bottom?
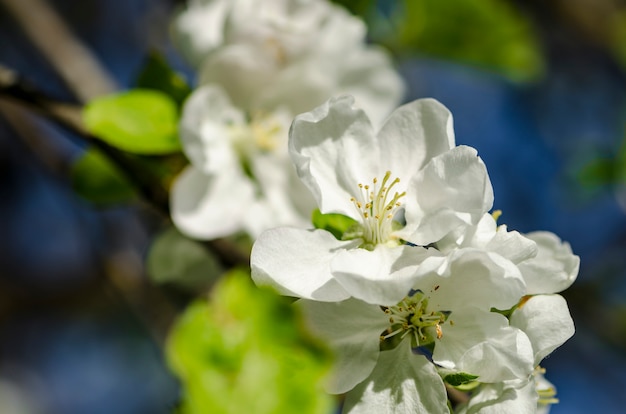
380, 291, 451, 348
350, 171, 405, 248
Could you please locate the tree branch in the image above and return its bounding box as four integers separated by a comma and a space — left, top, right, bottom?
0, 64, 250, 268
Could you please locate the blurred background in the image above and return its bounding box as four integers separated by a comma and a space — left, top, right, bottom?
1, 0, 626, 412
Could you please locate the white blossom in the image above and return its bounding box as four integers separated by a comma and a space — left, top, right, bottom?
171, 0, 405, 240
252, 96, 493, 302
297, 248, 534, 413
170, 85, 312, 239
172, 0, 404, 127
457, 294, 574, 414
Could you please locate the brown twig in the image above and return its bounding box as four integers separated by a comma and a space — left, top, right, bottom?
1, 0, 118, 102
0, 64, 172, 214
0, 65, 250, 269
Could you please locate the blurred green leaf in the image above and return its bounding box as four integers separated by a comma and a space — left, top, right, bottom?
146, 226, 223, 291
71, 148, 136, 205
311, 209, 358, 240
376, 0, 544, 81
83, 89, 181, 154
578, 131, 626, 187
166, 269, 334, 414
578, 158, 616, 187
331, 0, 374, 18
135, 52, 192, 107
609, 10, 626, 72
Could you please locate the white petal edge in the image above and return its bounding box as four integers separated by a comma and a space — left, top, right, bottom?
251, 228, 356, 301
170, 166, 253, 240
518, 231, 579, 294
179, 85, 244, 173
288, 95, 378, 220
377, 98, 455, 183
298, 298, 388, 394
170, 0, 230, 68
336, 47, 405, 130
331, 245, 434, 305
343, 340, 449, 414
421, 248, 526, 311
457, 379, 537, 414
510, 294, 575, 365
433, 308, 534, 382
399, 145, 494, 245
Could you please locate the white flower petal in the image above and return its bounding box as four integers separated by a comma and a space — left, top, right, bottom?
486, 226, 538, 264
171, 0, 230, 67
225, 0, 334, 58
179, 85, 244, 173
313, 4, 366, 56
433, 308, 534, 382
336, 47, 405, 129
254, 56, 336, 115
510, 294, 575, 365
199, 44, 280, 111
436, 214, 538, 265
518, 231, 579, 294
378, 98, 455, 183
331, 245, 434, 305
423, 249, 526, 311
289, 95, 378, 219
343, 340, 449, 414
457, 379, 537, 414
299, 298, 388, 394
170, 166, 254, 240
400, 145, 494, 245
251, 228, 356, 301
242, 154, 312, 237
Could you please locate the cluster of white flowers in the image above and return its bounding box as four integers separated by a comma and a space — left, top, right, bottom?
250, 96, 578, 413
169, 0, 577, 412
170, 0, 404, 240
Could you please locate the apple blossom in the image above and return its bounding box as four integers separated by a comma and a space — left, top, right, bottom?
248, 95, 578, 413
170, 85, 313, 239
172, 0, 404, 127
296, 248, 534, 413
252, 96, 494, 302
456, 292, 574, 414
170, 0, 405, 240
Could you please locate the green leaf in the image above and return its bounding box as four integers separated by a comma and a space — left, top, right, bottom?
166, 269, 334, 414
578, 158, 615, 187
146, 226, 223, 291
70, 148, 136, 205
135, 52, 192, 107
311, 209, 358, 240
83, 89, 181, 154
375, 0, 544, 81
330, 0, 374, 18
443, 372, 479, 387
609, 9, 626, 73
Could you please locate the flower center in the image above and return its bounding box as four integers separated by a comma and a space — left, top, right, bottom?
379, 290, 451, 348
350, 171, 406, 249
265, 37, 288, 66
230, 112, 283, 156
